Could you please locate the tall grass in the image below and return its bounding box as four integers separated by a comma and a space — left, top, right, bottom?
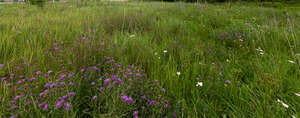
0, 2, 299, 117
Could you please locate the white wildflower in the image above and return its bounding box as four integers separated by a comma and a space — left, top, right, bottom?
226, 59, 230, 62
129, 35, 135, 38
259, 52, 264, 55
288, 60, 295, 64
292, 115, 296, 118
163, 50, 167, 53
176, 72, 181, 76
295, 92, 300, 97
196, 82, 203, 87
277, 99, 289, 108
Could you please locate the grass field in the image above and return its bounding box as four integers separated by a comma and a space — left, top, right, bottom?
0, 1, 300, 118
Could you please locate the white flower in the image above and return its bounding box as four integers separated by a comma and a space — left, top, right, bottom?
256, 47, 263, 52
277, 99, 289, 108
196, 82, 203, 87
295, 92, 300, 97
163, 50, 167, 53
129, 35, 135, 38
176, 72, 181, 76
288, 60, 295, 64
226, 59, 230, 62
259, 52, 264, 55
292, 115, 296, 118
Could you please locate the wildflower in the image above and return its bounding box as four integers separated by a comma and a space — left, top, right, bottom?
292, 115, 296, 118
107, 85, 112, 89
64, 102, 71, 111
196, 77, 199, 80
92, 96, 97, 99
99, 87, 105, 91
43, 104, 49, 111
82, 37, 87, 40
133, 110, 139, 118
68, 73, 74, 78
99, 42, 104, 46
69, 92, 76, 96
104, 78, 111, 84
172, 113, 177, 118
38, 102, 45, 108
163, 50, 167, 53
35, 71, 41, 75
176, 72, 181, 76
295, 92, 300, 97
47, 70, 53, 74
288, 60, 295, 64
277, 99, 289, 108
91, 82, 95, 86
154, 80, 159, 83
121, 95, 134, 103
129, 35, 135, 38
225, 80, 231, 84
55, 99, 64, 109
68, 82, 73, 86
10, 105, 18, 110
10, 115, 17, 118
196, 82, 203, 87
161, 88, 166, 92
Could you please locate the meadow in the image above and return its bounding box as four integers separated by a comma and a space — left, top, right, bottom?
0, 1, 300, 118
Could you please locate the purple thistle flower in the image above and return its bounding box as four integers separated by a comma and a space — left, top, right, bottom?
38, 102, 45, 108
107, 85, 112, 89
104, 78, 110, 84
99, 87, 105, 91
99, 42, 104, 46
43, 104, 49, 111
91, 82, 95, 86
10, 105, 18, 110
62, 95, 68, 100
82, 37, 87, 40
68, 82, 73, 86
64, 102, 71, 111
69, 92, 76, 96
225, 80, 231, 84
35, 71, 41, 75
47, 70, 53, 74
161, 88, 166, 92
55, 99, 64, 109
154, 80, 158, 83
133, 110, 139, 118
172, 113, 177, 118
68, 73, 74, 78
10, 115, 17, 118
92, 96, 97, 99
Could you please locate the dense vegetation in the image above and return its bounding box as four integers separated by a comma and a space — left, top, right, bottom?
0, 2, 300, 118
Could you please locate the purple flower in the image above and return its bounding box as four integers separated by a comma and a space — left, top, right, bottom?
99, 42, 104, 46
38, 102, 45, 108
172, 113, 177, 118
10, 115, 17, 118
55, 47, 60, 50
16, 80, 23, 85
161, 88, 166, 92
91, 82, 95, 86
43, 104, 49, 111
82, 37, 87, 40
104, 78, 110, 84
62, 95, 68, 100
121, 95, 134, 103
225, 80, 231, 84
107, 85, 112, 89
154, 80, 158, 83
10, 105, 18, 110
47, 70, 53, 74
68, 82, 73, 86
64, 102, 71, 111
35, 71, 41, 75
55, 99, 64, 109
99, 87, 105, 91
92, 96, 97, 99
133, 110, 139, 118
196, 77, 199, 80
69, 92, 76, 96
68, 73, 74, 78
